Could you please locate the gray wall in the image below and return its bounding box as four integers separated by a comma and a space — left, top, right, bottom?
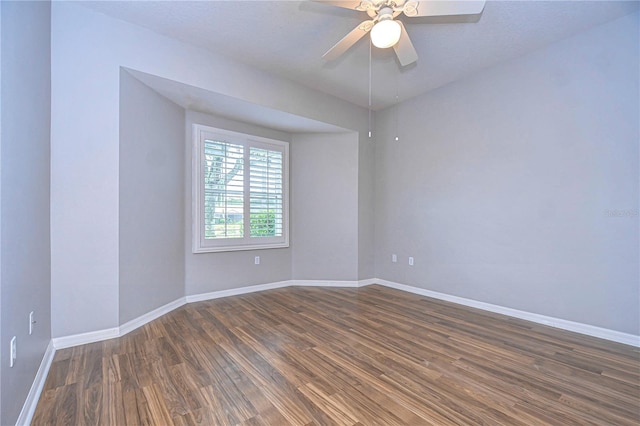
0, 1, 52, 424
184, 111, 293, 296
291, 133, 360, 281
358, 133, 375, 280
119, 70, 185, 324
0, 3, 3, 417
374, 12, 639, 334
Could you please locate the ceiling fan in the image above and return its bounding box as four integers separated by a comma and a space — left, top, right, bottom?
315, 0, 486, 66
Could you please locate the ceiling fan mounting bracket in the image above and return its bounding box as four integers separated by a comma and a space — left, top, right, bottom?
364, 0, 407, 18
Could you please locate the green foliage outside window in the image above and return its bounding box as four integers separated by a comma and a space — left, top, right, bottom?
250, 212, 276, 237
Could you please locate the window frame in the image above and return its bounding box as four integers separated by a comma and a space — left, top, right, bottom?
192, 124, 289, 253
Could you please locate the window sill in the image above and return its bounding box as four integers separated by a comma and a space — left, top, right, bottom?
192, 241, 289, 254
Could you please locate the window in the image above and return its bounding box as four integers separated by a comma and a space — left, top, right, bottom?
192, 124, 289, 253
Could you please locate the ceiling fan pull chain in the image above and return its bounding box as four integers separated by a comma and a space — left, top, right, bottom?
368, 38, 373, 138
395, 74, 399, 141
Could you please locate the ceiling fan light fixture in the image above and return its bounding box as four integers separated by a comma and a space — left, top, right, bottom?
370, 19, 401, 48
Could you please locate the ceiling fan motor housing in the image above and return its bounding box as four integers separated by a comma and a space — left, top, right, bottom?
377, 7, 395, 21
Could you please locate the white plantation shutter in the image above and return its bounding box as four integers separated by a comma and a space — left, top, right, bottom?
249, 146, 284, 237
203, 140, 244, 239
193, 124, 289, 253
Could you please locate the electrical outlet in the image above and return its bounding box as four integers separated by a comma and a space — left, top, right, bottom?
392, 254, 397, 263
254, 256, 260, 265
10, 336, 16, 367
29, 311, 35, 335
409, 257, 414, 266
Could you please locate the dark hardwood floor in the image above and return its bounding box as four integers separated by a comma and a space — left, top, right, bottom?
33, 285, 639, 425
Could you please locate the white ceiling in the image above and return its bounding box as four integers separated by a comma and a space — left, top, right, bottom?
83, 0, 638, 111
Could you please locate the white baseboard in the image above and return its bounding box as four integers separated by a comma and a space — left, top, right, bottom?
358, 278, 378, 287
52, 326, 119, 350
53, 297, 188, 349
52, 278, 640, 350
185, 280, 292, 303
186, 279, 371, 303
119, 297, 187, 336
292, 279, 364, 288
375, 279, 640, 347
16, 340, 56, 426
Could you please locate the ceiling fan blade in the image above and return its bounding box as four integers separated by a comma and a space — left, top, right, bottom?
312, 0, 369, 11
323, 20, 374, 61
393, 21, 418, 66
404, 0, 486, 17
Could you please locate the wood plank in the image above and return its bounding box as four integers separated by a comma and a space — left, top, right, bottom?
32, 285, 640, 425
